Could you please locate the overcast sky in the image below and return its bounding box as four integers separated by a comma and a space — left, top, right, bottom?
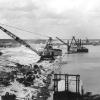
0, 0, 100, 39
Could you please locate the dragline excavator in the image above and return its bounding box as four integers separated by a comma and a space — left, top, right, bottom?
0, 25, 62, 62
56, 36, 88, 54
56, 37, 70, 52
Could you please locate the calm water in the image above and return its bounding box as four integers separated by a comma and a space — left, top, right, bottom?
1, 45, 100, 94
61, 45, 100, 94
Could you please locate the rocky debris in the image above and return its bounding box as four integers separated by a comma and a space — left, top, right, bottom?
0, 71, 15, 86
0, 61, 57, 100
1, 92, 16, 100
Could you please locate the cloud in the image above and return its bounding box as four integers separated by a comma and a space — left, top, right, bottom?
0, 0, 100, 39
0, 0, 29, 9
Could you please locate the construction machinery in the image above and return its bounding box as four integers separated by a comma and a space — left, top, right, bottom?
38, 37, 62, 62
56, 36, 88, 54
0, 26, 62, 62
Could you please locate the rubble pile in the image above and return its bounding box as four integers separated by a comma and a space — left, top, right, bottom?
0, 62, 56, 100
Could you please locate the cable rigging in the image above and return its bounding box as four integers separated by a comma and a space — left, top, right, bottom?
0, 23, 49, 38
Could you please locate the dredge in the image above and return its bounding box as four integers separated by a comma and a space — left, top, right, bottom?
0, 25, 62, 62
38, 37, 62, 62
56, 36, 88, 54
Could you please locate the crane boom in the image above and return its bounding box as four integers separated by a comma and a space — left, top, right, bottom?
56, 37, 68, 46
70, 36, 77, 46
0, 26, 39, 55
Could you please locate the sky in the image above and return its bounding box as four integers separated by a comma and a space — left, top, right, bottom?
0, 0, 100, 39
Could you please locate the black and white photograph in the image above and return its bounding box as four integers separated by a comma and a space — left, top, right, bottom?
0, 0, 100, 100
